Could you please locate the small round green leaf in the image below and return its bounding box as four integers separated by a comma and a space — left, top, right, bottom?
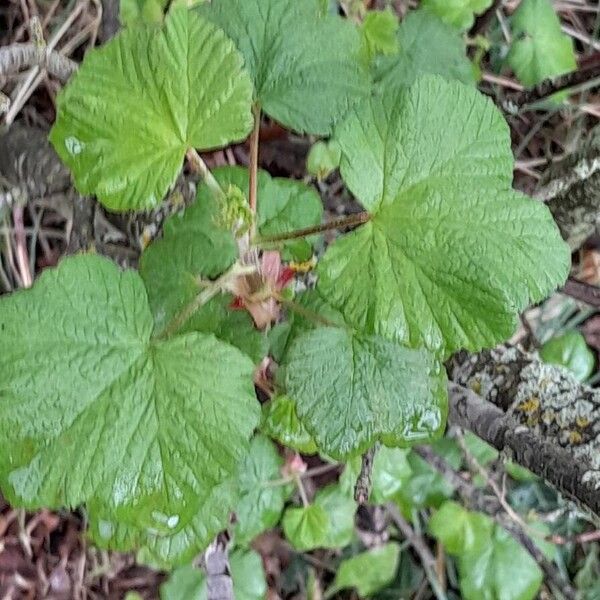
329, 543, 401, 597
507, 0, 576, 88
360, 9, 399, 61
284, 327, 448, 459
429, 501, 493, 555
422, 0, 492, 30
459, 524, 543, 600
50, 9, 254, 211
306, 140, 342, 181
539, 330, 595, 382
229, 550, 268, 600
282, 504, 329, 551
313, 484, 356, 548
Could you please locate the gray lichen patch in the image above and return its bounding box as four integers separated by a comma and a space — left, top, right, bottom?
452, 345, 600, 490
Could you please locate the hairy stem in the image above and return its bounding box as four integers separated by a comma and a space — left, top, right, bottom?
263, 463, 339, 488
155, 263, 256, 340
274, 293, 339, 328
255, 211, 371, 245
186, 148, 224, 199
295, 474, 310, 508
248, 104, 261, 221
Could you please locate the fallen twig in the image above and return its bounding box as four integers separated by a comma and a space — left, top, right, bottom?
387, 503, 447, 600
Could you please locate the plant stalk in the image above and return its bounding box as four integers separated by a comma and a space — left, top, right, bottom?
274, 293, 339, 328
155, 263, 256, 340
248, 104, 261, 221
255, 211, 371, 245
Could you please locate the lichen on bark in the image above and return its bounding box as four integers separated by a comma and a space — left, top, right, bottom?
450, 345, 600, 518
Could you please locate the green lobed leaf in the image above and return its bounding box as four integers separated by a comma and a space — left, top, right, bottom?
234, 435, 289, 546
340, 447, 412, 504
50, 9, 253, 211
199, 0, 370, 134
139, 190, 266, 362
196, 166, 323, 262
261, 395, 318, 454
459, 523, 543, 600
282, 484, 356, 551
320, 76, 570, 356
429, 501, 493, 555
539, 330, 595, 382
372, 10, 475, 89
0, 255, 259, 546
422, 0, 493, 30
284, 327, 448, 459
328, 543, 401, 597
507, 0, 576, 88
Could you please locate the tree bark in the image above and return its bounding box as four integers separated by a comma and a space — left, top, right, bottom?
536, 125, 600, 250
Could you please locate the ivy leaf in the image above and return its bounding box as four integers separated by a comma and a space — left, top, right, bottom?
459, 524, 543, 600
234, 436, 289, 546
421, 0, 493, 30
539, 330, 595, 382
341, 447, 412, 504
507, 0, 576, 87
261, 395, 318, 454
0, 255, 258, 540
429, 501, 493, 555
50, 9, 253, 211
328, 543, 401, 597
199, 0, 370, 134
320, 76, 570, 355
282, 504, 329, 551
196, 166, 323, 261
282, 484, 356, 550
139, 191, 266, 362
372, 10, 475, 89
284, 327, 447, 459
